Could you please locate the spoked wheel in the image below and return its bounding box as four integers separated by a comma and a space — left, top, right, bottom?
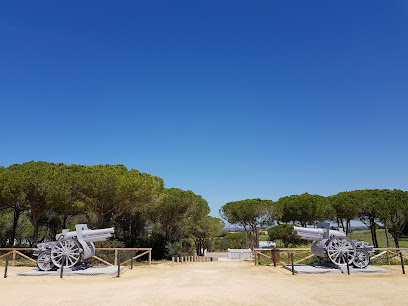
51, 238, 82, 269
326, 237, 356, 266
37, 252, 55, 271
353, 249, 370, 268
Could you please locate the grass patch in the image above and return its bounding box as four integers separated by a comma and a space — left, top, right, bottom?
350, 229, 408, 248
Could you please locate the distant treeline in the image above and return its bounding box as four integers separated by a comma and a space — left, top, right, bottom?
1, 162, 407, 257
0, 161, 224, 259
220, 190, 408, 249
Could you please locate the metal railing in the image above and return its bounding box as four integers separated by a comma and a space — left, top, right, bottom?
253, 248, 408, 266
0, 248, 152, 267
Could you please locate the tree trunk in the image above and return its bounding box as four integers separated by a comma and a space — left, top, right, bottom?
369, 218, 378, 248
347, 220, 352, 238
32, 214, 39, 246
340, 219, 345, 232
62, 215, 68, 229
369, 225, 378, 248
10, 207, 21, 247
393, 234, 400, 248
385, 224, 390, 248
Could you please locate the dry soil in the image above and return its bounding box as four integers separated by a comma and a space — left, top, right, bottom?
1, 260, 407, 305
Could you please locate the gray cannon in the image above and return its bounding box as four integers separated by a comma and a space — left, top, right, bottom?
33, 224, 114, 271
293, 222, 374, 268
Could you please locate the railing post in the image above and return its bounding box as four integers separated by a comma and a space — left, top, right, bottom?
148, 249, 151, 265
114, 249, 118, 266
291, 253, 295, 275
254, 250, 258, 266
117, 253, 121, 278
176, 257, 179, 265
272, 249, 276, 267
131, 250, 134, 270
172, 257, 174, 265
400, 252, 405, 275
12, 249, 16, 267
60, 255, 65, 279
387, 250, 390, 265
4, 255, 8, 278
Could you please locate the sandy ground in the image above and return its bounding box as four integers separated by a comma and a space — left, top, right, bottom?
1, 260, 407, 305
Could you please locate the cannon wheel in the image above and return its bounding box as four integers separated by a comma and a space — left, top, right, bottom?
51, 238, 82, 269
37, 252, 55, 271
326, 236, 356, 266
353, 249, 370, 268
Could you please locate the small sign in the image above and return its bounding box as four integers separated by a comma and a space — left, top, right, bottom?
259, 241, 276, 248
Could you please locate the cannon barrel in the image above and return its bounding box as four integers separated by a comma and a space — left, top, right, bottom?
293, 226, 345, 241
82, 233, 112, 243
293, 226, 326, 236
56, 227, 114, 240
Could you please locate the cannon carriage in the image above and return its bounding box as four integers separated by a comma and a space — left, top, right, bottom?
33, 224, 114, 271
293, 222, 374, 268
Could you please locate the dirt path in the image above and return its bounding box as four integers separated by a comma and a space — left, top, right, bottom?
1, 260, 407, 305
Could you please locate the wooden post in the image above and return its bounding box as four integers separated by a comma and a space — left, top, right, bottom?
291, 253, 295, 275
4, 255, 8, 278
387, 250, 390, 265
114, 249, 118, 266
177, 257, 179, 265
117, 253, 121, 278
400, 252, 405, 274
254, 250, 258, 266
272, 249, 276, 267
12, 250, 16, 267
148, 249, 151, 266
172, 257, 174, 265
60, 255, 65, 278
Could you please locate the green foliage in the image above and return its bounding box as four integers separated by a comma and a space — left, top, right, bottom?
220, 199, 279, 248
2, 161, 408, 257
378, 189, 408, 248
189, 216, 224, 255
329, 191, 363, 235
165, 238, 194, 258
212, 232, 246, 251
268, 224, 306, 247
278, 193, 334, 227
152, 188, 209, 241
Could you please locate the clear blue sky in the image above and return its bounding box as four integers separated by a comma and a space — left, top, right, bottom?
1, 1, 407, 217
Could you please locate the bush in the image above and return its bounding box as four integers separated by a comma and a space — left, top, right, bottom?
212, 232, 247, 251
165, 238, 194, 258
268, 224, 306, 247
